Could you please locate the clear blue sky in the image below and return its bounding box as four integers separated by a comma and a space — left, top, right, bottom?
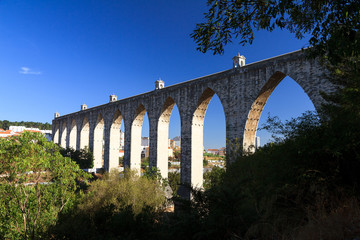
0, 0, 315, 148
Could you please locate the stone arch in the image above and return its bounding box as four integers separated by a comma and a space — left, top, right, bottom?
60, 121, 67, 148
191, 87, 225, 188
243, 71, 316, 151
109, 110, 123, 171
80, 117, 90, 150
53, 123, 60, 144
157, 96, 178, 179
68, 119, 77, 149
130, 104, 147, 173
93, 113, 105, 169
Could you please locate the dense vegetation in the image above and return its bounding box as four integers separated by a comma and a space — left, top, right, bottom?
0, 120, 52, 130
59, 147, 94, 169
0, 132, 90, 239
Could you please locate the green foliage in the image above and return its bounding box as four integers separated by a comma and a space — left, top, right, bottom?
118, 156, 124, 166
191, 0, 360, 56
0, 120, 52, 130
203, 166, 225, 190
141, 157, 149, 171
168, 172, 180, 195
203, 158, 209, 166
53, 169, 166, 239
59, 147, 94, 169
171, 111, 360, 239
0, 132, 90, 239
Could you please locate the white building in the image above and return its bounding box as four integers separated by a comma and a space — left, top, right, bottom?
255, 136, 260, 149
172, 136, 181, 147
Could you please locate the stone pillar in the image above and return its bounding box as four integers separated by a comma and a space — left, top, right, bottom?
66, 121, 71, 149
123, 119, 132, 169
80, 118, 90, 150
130, 121, 142, 174
103, 121, 111, 172
106, 118, 122, 172
68, 120, 77, 150
148, 117, 158, 171
60, 123, 67, 148
53, 124, 59, 144
88, 121, 95, 162
76, 126, 81, 151
93, 117, 105, 169
178, 115, 192, 200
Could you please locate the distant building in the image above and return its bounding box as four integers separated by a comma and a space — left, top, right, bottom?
255, 136, 260, 149
172, 136, 181, 147
168, 147, 174, 158
1, 126, 52, 140
141, 137, 149, 147
119, 130, 125, 150
207, 149, 219, 155
218, 147, 226, 156
119, 149, 124, 157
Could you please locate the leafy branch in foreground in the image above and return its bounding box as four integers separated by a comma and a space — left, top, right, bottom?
0, 132, 90, 239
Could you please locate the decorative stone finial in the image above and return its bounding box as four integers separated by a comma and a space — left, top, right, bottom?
110, 94, 117, 102
155, 78, 164, 90
54, 112, 60, 118
81, 104, 87, 111
232, 53, 246, 68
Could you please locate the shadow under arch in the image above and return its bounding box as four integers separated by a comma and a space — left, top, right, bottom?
243, 71, 317, 152
80, 117, 90, 150
157, 96, 179, 179
108, 110, 123, 171
93, 113, 105, 169
130, 104, 148, 173
60, 122, 67, 148
69, 119, 77, 149
191, 87, 226, 188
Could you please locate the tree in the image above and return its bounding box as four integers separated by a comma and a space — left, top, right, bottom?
59, 146, 94, 169
0, 132, 90, 239
191, 0, 359, 59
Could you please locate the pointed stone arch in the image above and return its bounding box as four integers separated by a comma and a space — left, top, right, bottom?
243, 71, 317, 151
69, 119, 77, 149
130, 104, 147, 173
190, 87, 225, 188
93, 113, 105, 169
80, 117, 90, 150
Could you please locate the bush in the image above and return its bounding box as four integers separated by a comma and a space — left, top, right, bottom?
53, 169, 166, 239
168, 172, 180, 195
59, 146, 94, 169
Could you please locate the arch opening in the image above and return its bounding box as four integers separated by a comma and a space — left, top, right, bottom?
191, 88, 226, 189
203, 93, 226, 188
68, 119, 77, 149
243, 72, 317, 152
157, 97, 181, 181
93, 113, 105, 169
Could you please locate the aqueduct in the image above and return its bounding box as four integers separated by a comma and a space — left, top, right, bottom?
52, 49, 333, 198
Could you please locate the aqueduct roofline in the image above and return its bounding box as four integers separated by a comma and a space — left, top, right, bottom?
54, 49, 307, 120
